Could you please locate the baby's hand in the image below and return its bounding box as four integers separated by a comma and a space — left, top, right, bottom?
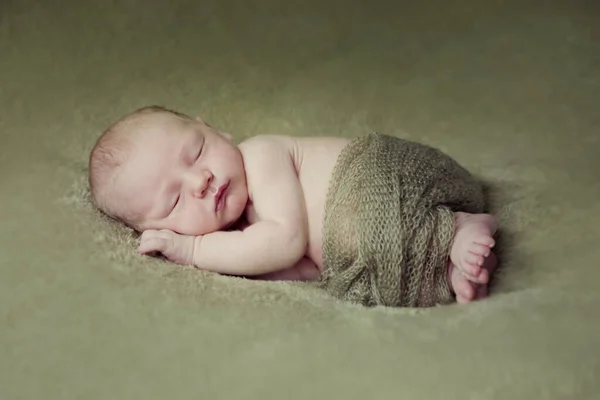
137, 229, 197, 266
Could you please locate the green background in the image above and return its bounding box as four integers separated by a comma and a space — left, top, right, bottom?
2, 0, 599, 398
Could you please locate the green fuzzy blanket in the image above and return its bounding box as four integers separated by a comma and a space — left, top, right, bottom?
3, 1, 600, 399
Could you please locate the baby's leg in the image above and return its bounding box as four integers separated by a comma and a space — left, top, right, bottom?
256, 257, 321, 282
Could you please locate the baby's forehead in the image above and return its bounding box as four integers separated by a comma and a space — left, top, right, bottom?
117, 114, 185, 148
124, 111, 178, 133
121, 118, 193, 161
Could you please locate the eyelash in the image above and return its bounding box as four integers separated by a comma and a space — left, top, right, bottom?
173, 144, 203, 213
173, 147, 201, 211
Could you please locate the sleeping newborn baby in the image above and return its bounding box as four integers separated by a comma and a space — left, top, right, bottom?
89, 106, 499, 307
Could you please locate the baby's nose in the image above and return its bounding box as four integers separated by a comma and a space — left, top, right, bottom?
191, 171, 213, 198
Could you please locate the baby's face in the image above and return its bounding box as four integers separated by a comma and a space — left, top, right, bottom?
112, 115, 248, 235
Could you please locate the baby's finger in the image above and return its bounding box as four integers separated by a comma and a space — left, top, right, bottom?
138, 237, 166, 255
139, 230, 159, 242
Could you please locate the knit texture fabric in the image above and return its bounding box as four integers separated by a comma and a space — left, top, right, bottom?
319, 132, 485, 307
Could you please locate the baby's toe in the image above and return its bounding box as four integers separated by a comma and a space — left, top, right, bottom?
467, 268, 489, 284
463, 253, 484, 270
469, 243, 491, 257
454, 275, 475, 304
474, 235, 495, 248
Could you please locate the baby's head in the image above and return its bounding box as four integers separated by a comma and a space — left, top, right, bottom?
89, 106, 248, 235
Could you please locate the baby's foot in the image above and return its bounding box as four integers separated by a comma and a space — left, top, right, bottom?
450, 212, 498, 284
447, 252, 498, 304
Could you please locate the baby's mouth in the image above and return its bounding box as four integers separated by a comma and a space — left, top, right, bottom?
214, 181, 229, 212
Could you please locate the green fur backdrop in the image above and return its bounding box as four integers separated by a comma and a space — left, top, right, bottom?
2, 0, 599, 398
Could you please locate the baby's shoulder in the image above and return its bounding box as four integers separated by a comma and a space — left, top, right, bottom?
238, 134, 298, 177
238, 134, 302, 202
238, 135, 297, 169
238, 134, 295, 155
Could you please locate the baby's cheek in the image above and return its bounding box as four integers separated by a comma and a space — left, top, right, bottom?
183, 207, 217, 236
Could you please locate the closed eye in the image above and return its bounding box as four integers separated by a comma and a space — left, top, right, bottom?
195, 138, 205, 161
172, 194, 180, 213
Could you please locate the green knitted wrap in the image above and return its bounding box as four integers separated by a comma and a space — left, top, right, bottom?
319, 132, 485, 308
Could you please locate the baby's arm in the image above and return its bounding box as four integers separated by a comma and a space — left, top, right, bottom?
193, 136, 308, 275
